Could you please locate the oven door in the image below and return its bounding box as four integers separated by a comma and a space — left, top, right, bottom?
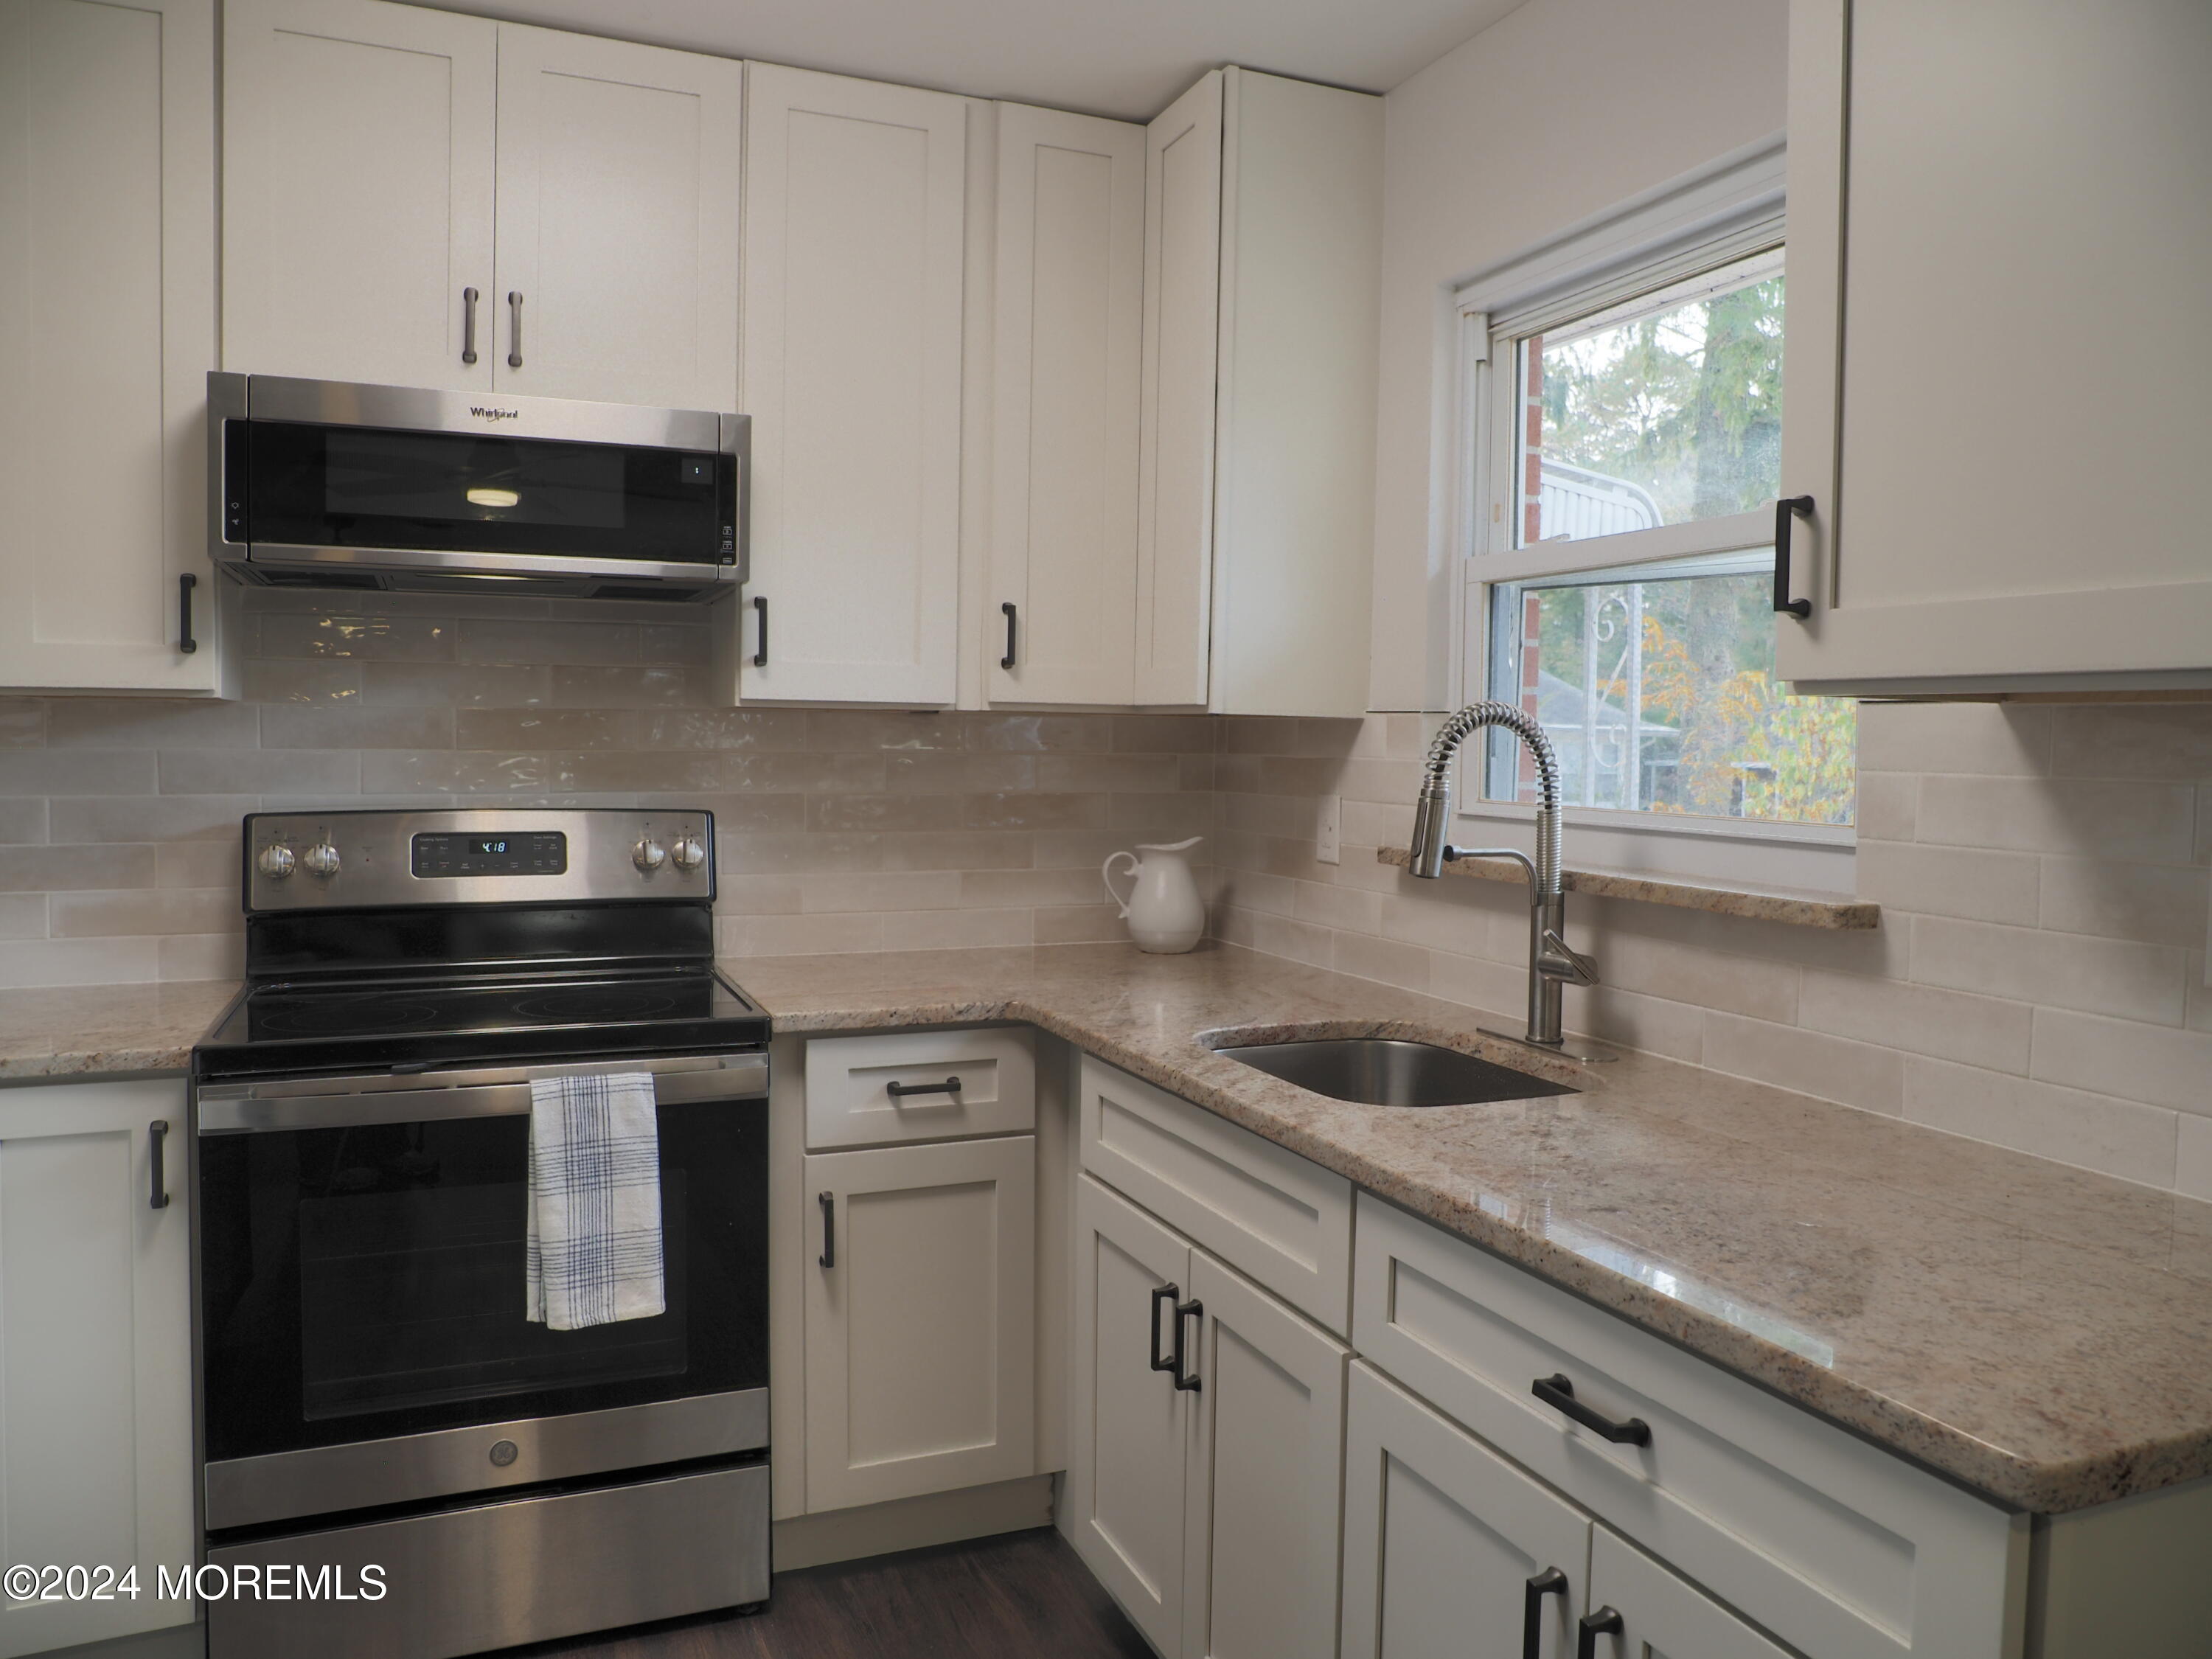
195, 1053, 767, 1532
210, 375, 746, 592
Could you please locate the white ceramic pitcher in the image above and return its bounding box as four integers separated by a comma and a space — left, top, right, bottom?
1102, 836, 1206, 953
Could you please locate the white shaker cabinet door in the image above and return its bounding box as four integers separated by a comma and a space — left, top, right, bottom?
1585, 1526, 1795, 1659
1132, 70, 1222, 709
1068, 1174, 1195, 1658
738, 63, 967, 706
988, 103, 1144, 706
493, 25, 742, 409
223, 0, 495, 391
801, 1135, 1035, 1511
0, 1082, 192, 1658
0, 0, 223, 694
1340, 1363, 1593, 1659
1778, 0, 2212, 691
1178, 1249, 1347, 1659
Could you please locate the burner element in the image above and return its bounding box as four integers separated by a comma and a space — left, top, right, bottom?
251, 997, 445, 1038
512, 988, 684, 1024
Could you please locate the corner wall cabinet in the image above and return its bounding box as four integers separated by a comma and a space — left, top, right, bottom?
223, 0, 741, 408
1135, 68, 1383, 715
1779, 0, 2212, 693
729, 63, 968, 706
986, 104, 1146, 707
0, 1080, 193, 1658
0, 0, 228, 694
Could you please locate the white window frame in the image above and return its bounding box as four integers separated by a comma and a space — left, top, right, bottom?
1446, 137, 1855, 894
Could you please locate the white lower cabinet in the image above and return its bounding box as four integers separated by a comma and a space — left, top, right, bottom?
801, 1134, 1035, 1511
1341, 1363, 1789, 1659
1340, 1361, 1590, 1659
0, 1080, 193, 1658
1585, 1526, 1792, 1659
1177, 1248, 1346, 1659
1068, 1172, 1346, 1659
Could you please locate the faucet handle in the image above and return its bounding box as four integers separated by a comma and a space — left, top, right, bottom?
1537, 929, 1599, 987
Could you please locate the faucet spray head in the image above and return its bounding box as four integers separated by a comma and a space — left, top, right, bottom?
1408, 783, 1453, 878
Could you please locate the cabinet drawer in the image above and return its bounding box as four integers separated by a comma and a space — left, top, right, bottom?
1079, 1056, 1351, 1336
1352, 1195, 2023, 1659
805, 1029, 1035, 1150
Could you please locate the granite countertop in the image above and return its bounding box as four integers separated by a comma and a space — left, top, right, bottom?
0, 980, 237, 1079
730, 939, 2212, 1516
6, 946, 2205, 1514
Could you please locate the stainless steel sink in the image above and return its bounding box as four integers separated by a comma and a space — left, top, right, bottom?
1216, 1037, 1578, 1107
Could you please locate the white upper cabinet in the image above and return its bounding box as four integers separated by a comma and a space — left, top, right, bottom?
493, 24, 742, 409
1135, 68, 1382, 715
735, 63, 967, 706
988, 104, 1145, 706
1133, 72, 1223, 709
225, 0, 740, 407
223, 0, 496, 391
1779, 0, 2212, 693
0, 0, 228, 695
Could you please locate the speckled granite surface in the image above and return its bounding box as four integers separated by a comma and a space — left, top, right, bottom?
730, 939, 2212, 1515
0, 980, 235, 1079
1377, 844, 1882, 929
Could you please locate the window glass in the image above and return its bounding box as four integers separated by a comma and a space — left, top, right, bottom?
1514, 249, 1784, 547
1486, 557, 1857, 827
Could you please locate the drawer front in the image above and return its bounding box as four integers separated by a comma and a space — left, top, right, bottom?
1079, 1056, 1352, 1337
806, 1028, 1035, 1150
1352, 1195, 2023, 1659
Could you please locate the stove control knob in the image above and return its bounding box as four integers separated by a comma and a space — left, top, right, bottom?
632, 836, 667, 874
302, 841, 342, 879
257, 843, 296, 880
669, 835, 705, 873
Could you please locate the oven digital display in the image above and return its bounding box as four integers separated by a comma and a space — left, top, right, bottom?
411, 831, 567, 877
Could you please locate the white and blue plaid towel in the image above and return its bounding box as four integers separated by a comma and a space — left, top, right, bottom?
525, 1071, 666, 1331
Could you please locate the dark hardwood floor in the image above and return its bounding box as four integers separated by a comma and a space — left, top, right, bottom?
529, 1528, 1154, 1659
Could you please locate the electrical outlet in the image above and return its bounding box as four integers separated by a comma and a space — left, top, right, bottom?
1316, 795, 1340, 865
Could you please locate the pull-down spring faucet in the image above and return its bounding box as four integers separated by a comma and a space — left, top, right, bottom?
1408, 702, 1598, 1051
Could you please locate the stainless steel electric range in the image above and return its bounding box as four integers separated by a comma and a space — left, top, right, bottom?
192, 808, 770, 1659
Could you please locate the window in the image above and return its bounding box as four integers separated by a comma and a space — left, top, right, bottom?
1455, 164, 1855, 882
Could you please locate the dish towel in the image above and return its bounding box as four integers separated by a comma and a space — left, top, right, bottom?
525, 1071, 666, 1331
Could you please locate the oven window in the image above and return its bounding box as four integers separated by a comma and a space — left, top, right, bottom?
245, 422, 726, 564
296, 1174, 688, 1421
198, 1096, 765, 1464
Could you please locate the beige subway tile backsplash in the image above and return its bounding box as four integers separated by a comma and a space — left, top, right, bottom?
0, 595, 2205, 1197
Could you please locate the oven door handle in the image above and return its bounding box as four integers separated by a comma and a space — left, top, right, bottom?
195, 1051, 768, 1134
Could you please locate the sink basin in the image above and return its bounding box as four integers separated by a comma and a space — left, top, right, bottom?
1216, 1037, 1578, 1107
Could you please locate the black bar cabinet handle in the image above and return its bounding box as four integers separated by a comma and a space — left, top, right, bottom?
1000, 601, 1018, 670
886, 1076, 961, 1100
817, 1190, 835, 1270
507, 290, 524, 369
1773, 493, 1814, 619
1523, 1566, 1568, 1659
1533, 1373, 1651, 1446
461, 286, 479, 365
1576, 1606, 1624, 1659
753, 595, 768, 667
1149, 1284, 1179, 1374
1172, 1298, 1203, 1392
148, 1120, 170, 1211
178, 574, 198, 654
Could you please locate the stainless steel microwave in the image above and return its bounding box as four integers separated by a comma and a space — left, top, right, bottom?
208, 374, 748, 600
